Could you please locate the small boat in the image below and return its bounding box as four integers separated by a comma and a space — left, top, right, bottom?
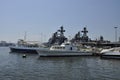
36, 41, 93, 57
100, 47, 120, 59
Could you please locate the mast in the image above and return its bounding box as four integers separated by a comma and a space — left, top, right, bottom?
81, 27, 89, 42
81, 27, 88, 37
58, 26, 65, 36
24, 32, 27, 41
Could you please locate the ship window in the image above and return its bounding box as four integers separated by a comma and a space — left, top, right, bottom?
52, 46, 65, 49
65, 43, 70, 45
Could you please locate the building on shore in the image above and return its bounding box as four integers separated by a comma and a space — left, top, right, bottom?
0, 41, 15, 47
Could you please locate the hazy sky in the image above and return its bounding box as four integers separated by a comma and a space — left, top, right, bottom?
0, 0, 120, 42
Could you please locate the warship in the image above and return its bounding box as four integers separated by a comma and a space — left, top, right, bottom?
71, 27, 120, 48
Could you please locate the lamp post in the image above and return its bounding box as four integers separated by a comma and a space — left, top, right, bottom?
114, 27, 118, 42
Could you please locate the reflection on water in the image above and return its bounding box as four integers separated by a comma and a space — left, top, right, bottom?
0, 47, 120, 80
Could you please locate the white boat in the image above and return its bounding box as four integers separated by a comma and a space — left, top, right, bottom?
36, 41, 93, 57
100, 47, 120, 59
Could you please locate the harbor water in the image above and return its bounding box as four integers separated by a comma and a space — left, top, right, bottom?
0, 47, 120, 80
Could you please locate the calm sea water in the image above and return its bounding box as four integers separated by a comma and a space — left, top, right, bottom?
0, 47, 120, 80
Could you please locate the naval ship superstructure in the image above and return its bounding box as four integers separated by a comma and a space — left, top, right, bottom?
47, 26, 67, 46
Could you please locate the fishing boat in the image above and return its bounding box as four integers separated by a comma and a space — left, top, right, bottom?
100, 47, 120, 59
36, 41, 93, 57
